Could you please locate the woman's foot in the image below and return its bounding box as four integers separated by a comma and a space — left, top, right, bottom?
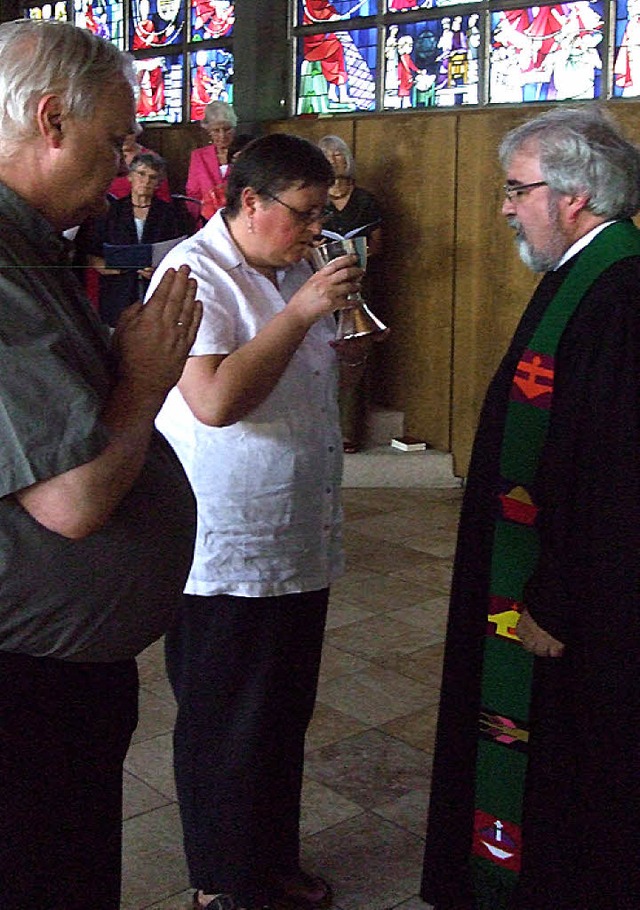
266, 870, 333, 909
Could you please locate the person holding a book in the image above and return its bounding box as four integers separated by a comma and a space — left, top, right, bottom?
319, 134, 384, 453
75, 150, 192, 326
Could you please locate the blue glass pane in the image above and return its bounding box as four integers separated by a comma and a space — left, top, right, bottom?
74, 0, 125, 48
297, 0, 377, 28
25, 3, 69, 19
383, 17, 480, 108
297, 27, 377, 113
489, 3, 604, 103
614, 0, 640, 96
134, 54, 183, 123
130, 0, 184, 50
190, 48, 234, 120
190, 0, 235, 40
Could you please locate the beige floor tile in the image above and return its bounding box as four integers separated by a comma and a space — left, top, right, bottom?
142, 892, 193, 910
326, 599, 376, 630
388, 599, 450, 644
136, 638, 167, 686
132, 686, 178, 744
306, 701, 370, 752
373, 787, 431, 837
123, 770, 173, 821
317, 665, 435, 726
301, 777, 364, 837
317, 643, 371, 683
125, 732, 176, 801
381, 704, 441, 754
389, 558, 454, 593
344, 534, 433, 575
325, 614, 432, 660
331, 573, 432, 613
393, 898, 435, 910
304, 729, 429, 811
370, 642, 445, 687
300, 813, 425, 910
121, 804, 189, 910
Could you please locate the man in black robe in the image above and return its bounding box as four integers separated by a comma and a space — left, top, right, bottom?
421, 108, 640, 910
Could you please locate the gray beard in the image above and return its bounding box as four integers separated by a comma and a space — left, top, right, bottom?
515, 233, 563, 272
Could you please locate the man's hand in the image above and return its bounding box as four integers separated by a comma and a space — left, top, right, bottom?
113, 264, 202, 400
516, 608, 565, 657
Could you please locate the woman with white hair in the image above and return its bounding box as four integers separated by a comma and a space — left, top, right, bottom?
318, 135, 384, 453
186, 98, 238, 223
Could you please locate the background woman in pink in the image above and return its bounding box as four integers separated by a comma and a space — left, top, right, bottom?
185, 99, 237, 224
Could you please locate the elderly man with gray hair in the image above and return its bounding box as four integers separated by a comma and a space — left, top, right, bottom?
422, 107, 640, 910
0, 18, 201, 909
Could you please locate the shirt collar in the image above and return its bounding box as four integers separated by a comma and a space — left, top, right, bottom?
554, 220, 615, 270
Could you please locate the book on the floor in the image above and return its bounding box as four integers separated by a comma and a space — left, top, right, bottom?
390, 435, 430, 452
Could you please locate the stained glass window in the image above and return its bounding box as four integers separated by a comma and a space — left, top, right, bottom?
190, 0, 234, 40
614, 0, 640, 97
489, 3, 604, 104
297, 27, 377, 113
74, 0, 124, 47
298, 0, 377, 26
189, 47, 234, 119
129, 0, 184, 49
383, 16, 480, 109
134, 53, 183, 122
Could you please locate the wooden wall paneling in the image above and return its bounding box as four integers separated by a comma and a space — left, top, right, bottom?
353, 114, 457, 450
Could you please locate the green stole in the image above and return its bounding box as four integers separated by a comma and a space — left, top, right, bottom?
470, 220, 640, 908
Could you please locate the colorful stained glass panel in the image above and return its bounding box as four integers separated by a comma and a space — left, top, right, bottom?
134, 54, 183, 122
613, 0, 640, 96
190, 0, 235, 40
297, 0, 377, 28
189, 48, 234, 119
383, 16, 480, 109
489, 3, 604, 103
129, 0, 184, 50
74, 0, 124, 48
297, 27, 377, 113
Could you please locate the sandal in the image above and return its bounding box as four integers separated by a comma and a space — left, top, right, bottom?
343, 440, 360, 454
266, 870, 333, 910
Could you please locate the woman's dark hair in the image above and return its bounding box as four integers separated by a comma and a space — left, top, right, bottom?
129, 150, 166, 175
225, 133, 334, 216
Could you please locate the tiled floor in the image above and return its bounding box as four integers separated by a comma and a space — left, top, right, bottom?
123, 486, 463, 910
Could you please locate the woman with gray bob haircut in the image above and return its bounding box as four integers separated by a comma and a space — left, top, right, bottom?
0, 18, 135, 159
499, 106, 640, 221
317, 134, 356, 179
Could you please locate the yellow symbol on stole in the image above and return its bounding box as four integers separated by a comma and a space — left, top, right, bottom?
488, 609, 521, 641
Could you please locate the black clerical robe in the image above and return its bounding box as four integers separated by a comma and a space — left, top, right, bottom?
421, 245, 640, 910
